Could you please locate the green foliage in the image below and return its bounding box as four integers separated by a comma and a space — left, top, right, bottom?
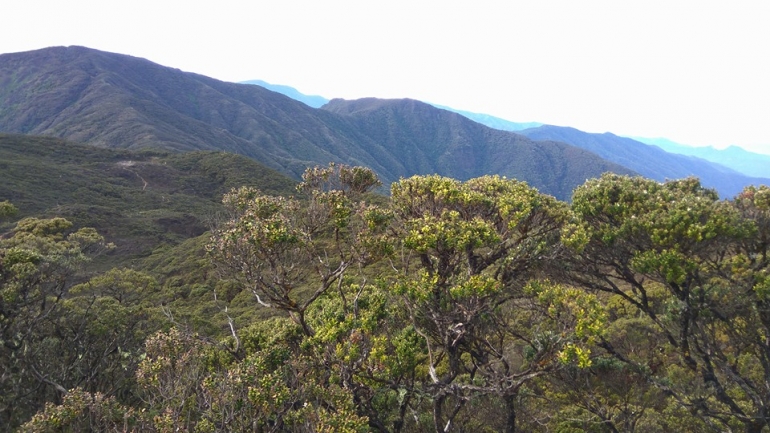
133, 325, 370, 433
0, 213, 115, 428
568, 174, 770, 431
19, 388, 146, 433
209, 164, 385, 337
298, 162, 382, 196
381, 174, 597, 430
526, 281, 606, 367
0, 200, 17, 219
8, 159, 770, 433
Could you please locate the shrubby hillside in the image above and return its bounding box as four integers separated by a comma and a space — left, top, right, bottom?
0, 133, 295, 265
3, 153, 770, 432
2, 45, 770, 432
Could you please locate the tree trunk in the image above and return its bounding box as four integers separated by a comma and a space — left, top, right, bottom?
504, 394, 516, 433
433, 394, 445, 433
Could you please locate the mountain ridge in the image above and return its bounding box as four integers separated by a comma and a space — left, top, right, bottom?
238, 75, 770, 185
631, 136, 770, 178
322, 97, 636, 199
243, 79, 543, 132
0, 46, 642, 201
519, 125, 769, 198
241, 75, 767, 196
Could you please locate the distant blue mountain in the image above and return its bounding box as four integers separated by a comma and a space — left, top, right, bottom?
519, 125, 769, 198
241, 80, 542, 132
630, 136, 770, 179
241, 80, 329, 108
240, 78, 766, 192
429, 105, 542, 132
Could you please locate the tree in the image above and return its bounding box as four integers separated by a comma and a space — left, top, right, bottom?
0, 213, 111, 428
208, 163, 388, 430
567, 174, 770, 432
384, 174, 606, 432
0, 200, 17, 219
208, 163, 383, 337
34, 269, 162, 402
208, 169, 608, 432
19, 388, 146, 433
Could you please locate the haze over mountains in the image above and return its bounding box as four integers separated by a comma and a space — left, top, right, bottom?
517, 125, 766, 197
0, 46, 767, 201
631, 136, 770, 179
245, 79, 768, 196
241, 79, 329, 109
242, 80, 543, 132
247, 79, 769, 182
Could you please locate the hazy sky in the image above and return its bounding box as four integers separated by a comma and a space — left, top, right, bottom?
2, 1, 770, 155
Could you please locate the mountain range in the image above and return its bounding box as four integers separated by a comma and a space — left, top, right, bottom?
242, 80, 543, 132
631, 136, 770, 179
245, 80, 768, 183
516, 125, 765, 197
0, 46, 635, 201
0, 46, 767, 201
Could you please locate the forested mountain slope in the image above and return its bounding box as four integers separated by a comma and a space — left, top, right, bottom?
322, 97, 636, 200
242, 77, 768, 197
1, 46, 634, 200
0, 133, 296, 265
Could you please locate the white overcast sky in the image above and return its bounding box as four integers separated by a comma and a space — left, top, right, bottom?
2, 1, 769, 155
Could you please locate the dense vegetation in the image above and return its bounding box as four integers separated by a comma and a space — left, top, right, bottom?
2, 146, 769, 431
0, 133, 295, 265
4, 45, 769, 433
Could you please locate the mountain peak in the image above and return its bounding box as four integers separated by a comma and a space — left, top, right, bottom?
5, 45, 745, 202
